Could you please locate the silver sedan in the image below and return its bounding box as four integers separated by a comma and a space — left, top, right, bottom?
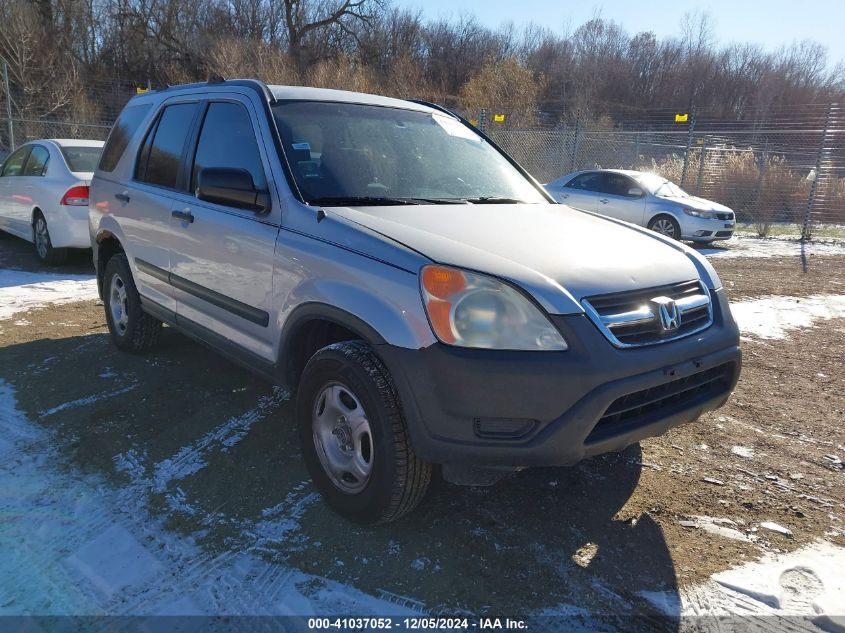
545, 169, 736, 243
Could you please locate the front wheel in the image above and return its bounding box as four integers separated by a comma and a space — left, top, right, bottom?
647, 214, 682, 240
296, 341, 431, 524
33, 212, 67, 265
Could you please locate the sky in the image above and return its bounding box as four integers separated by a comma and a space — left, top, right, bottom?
392, 0, 845, 67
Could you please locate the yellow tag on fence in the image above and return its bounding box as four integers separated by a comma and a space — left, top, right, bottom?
136, 87, 150, 94
675, 113, 688, 123
493, 114, 505, 123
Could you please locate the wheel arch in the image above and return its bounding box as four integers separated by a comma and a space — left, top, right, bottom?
94, 229, 125, 300
278, 302, 388, 390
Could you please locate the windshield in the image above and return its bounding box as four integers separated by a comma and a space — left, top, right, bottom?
61, 146, 102, 173
272, 102, 547, 205
633, 172, 688, 198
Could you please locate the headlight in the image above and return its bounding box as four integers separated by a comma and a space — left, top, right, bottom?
683, 208, 719, 219
420, 265, 568, 351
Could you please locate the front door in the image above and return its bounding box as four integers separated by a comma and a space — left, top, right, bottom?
167, 96, 280, 362
593, 172, 647, 225
558, 171, 603, 212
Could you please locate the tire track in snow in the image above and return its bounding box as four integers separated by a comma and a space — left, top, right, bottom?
149, 385, 290, 493
38, 383, 138, 418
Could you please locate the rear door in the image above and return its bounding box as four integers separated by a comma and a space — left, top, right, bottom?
0, 145, 32, 238
558, 172, 603, 211
593, 172, 647, 225
19, 144, 51, 225
167, 95, 280, 361
125, 98, 201, 314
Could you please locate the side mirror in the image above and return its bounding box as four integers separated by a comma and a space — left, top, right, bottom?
196, 167, 271, 213
627, 187, 645, 198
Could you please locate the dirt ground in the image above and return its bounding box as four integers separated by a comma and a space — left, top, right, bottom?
1, 234, 844, 619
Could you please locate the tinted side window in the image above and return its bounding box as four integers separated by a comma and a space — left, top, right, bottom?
100, 104, 152, 172
565, 173, 602, 191
23, 145, 50, 176
191, 102, 267, 193
1, 147, 31, 177
137, 103, 198, 190
601, 173, 633, 197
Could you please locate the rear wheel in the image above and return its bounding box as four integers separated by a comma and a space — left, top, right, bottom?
33, 212, 67, 265
103, 253, 162, 352
297, 341, 431, 524
647, 214, 681, 240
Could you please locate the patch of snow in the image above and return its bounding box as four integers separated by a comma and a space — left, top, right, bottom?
38, 383, 138, 418
0, 269, 97, 320
682, 541, 845, 624
0, 378, 419, 616
760, 521, 793, 538
699, 236, 845, 259
731, 446, 754, 458
731, 294, 845, 339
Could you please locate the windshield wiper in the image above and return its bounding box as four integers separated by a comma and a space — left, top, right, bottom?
309, 196, 423, 206
461, 196, 527, 204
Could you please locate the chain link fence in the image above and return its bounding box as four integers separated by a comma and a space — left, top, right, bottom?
1, 61, 843, 239
484, 103, 845, 239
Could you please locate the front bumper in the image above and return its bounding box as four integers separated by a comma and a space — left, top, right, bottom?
681, 215, 735, 242
377, 287, 741, 468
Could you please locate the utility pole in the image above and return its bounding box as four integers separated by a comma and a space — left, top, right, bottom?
680, 105, 696, 189
2, 60, 14, 152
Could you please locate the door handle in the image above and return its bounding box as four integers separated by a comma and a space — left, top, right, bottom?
560, 193, 569, 199
171, 208, 194, 223
115, 192, 130, 203
599, 198, 609, 204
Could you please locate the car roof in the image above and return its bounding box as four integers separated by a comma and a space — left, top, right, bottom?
129, 79, 441, 116
268, 85, 438, 114
47, 139, 105, 148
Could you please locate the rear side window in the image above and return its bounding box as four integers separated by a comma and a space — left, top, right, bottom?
136, 103, 198, 190
1, 146, 30, 177
190, 102, 267, 193
99, 103, 152, 172
62, 147, 102, 173
23, 145, 50, 176
565, 172, 603, 191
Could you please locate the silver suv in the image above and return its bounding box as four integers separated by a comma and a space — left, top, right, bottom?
90, 80, 741, 524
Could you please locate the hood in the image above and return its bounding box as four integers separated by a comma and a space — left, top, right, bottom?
329, 203, 702, 315
658, 194, 732, 213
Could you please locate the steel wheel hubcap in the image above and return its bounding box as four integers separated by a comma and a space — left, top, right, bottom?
312, 382, 373, 494
35, 218, 49, 258
109, 274, 129, 336
653, 219, 676, 237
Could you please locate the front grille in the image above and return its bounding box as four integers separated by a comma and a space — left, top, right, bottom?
715, 212, 733, 221
586, 362, 735, 443
715, 230, 733, 237
582, 280, 713, 348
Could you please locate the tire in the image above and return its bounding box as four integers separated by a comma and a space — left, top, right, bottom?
33, 211, 67, 265
647, 214, 682, 241
103, 253, 162, 353
297, 341, 431, 524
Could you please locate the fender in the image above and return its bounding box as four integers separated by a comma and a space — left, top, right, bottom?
280, 276, 435, 352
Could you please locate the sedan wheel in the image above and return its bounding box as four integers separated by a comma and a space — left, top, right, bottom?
648, 215, 681, 240
34, 216, 50, 259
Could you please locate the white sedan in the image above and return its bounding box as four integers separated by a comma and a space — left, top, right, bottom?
545, 169, 736, 244
0, 139, 103, 264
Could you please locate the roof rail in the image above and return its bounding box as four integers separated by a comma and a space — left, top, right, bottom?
139, 79, 276, 103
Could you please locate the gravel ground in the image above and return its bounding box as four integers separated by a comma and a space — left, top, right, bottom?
1, 233, 844, 621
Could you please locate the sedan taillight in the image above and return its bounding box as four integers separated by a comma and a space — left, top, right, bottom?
61, 185, 90, 206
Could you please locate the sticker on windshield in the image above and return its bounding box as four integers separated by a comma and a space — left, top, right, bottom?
432, 114, 481, 141
292, 142, 311, 151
